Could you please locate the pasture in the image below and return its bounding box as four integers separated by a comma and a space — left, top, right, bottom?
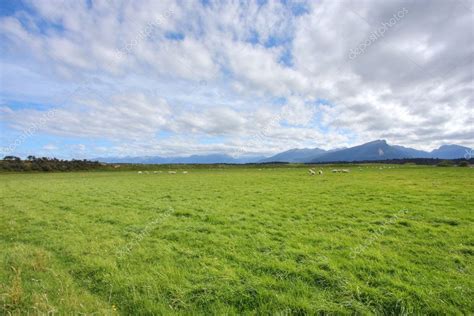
1, 165, 473, 314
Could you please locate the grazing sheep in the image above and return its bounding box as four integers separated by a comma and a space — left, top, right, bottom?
308, 169, 316, 176
153, 171, 158, 174
332, 169, 339, 173
318, 170, 323, 175
341, 169, 349, 173
137, 171, 143, 174
168, 171, 177, 174
182, 171, 188, 174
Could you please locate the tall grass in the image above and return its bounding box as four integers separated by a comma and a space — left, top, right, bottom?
1, 166, 473, 314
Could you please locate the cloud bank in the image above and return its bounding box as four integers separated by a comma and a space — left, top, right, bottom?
0, 0, 472, 158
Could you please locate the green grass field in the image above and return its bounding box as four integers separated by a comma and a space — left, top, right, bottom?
1, 165, 473, 314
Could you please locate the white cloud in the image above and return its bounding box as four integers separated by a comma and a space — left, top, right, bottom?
42, 144, 58, 151
0, 0, 472, 158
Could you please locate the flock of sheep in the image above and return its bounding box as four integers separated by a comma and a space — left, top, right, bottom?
307, 165, 400, 176
331, 169, 350, 173
308, 168, 323, 175
137, 166, 397, 176
137, 170, 188, 174
308, 168, 350, 175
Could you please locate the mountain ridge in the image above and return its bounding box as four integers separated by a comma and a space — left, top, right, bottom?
95, 141, 471, 164
95, 154, 266, 164
258, 148, 326, 163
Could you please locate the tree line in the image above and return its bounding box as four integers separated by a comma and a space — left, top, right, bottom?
1, 156, 471, 173
0, 156, 103, 172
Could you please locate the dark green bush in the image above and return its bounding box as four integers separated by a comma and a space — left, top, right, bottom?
437, 160, 453, 167
458, 161, 469, 167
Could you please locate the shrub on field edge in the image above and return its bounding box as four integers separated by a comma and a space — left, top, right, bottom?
437, 160, 453, 167
458, 161, 469, 167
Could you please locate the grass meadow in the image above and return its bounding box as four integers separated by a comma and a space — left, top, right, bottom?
0, 165, 473, 314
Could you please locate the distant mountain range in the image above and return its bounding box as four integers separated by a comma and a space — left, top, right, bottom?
263, 140, 470, 163
95, 154, 266, 164
95, 140, 471, 164
258, 148, 327, 163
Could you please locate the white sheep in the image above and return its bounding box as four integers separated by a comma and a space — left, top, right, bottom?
182, 171, 188, 174
137, 171, 143, 174
168, 171, 177, 174
308, 169, 316, 175
318, 170, 323, 175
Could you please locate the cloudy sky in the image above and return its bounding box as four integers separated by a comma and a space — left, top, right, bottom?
0, 0, 473, 159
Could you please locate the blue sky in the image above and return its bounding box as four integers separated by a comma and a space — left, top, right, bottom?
0, 0, 472, 159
